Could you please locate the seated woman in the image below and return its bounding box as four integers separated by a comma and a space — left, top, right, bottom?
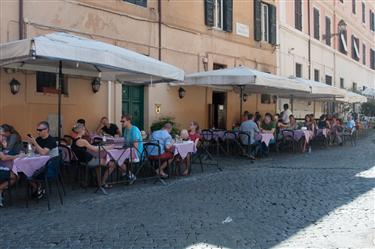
330, 116, 344, 146
177, 129, 191, 176
0, 124, 23, 155
71, 123, 115, 188
260, 113, 276, 134
301, 114, 315, 152
0, 151, 17, 207
288, 115, 298, 130
275, 115, 288, 142
188, 121, 201, 147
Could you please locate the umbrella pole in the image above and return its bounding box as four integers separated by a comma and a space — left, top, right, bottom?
58, 60, 62, 141
239, 86, 243, 122
290, 95, 294, 113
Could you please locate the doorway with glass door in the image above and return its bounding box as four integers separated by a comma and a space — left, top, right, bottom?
122, 85, 144, 131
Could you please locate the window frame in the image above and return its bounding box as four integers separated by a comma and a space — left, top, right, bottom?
36, 71, 68, 96
123, 0, 147, 8
295, 0, 303, 31
352, 35, 360, 61
295, 63, 302, 78
340, 78, 345, 89
325, 75, 332, 86
362, 44, 366, 65
314, 69, 320, 82
352, 0, 356, 14
261, 3, 269, 42
313, 7, 320, 40
213, 0, 224, 30
362, 2, 366, 23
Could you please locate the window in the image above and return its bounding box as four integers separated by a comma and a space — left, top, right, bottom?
214, 0, 223, 29
204, 0, 232, 32
254, 1, 277, 45
370, 10, 375, 32
370, 49, 375, 70
261, 3, 269, 42
313, 8, 320, 40
351, 35, 360, 61
362, 2, 366, 23
352, 0, 356, 14
363, 44, 366, 65
123, 0, 147, 7
261, 94, 271, 104
314, 69, 320, 82
352, 82, 358, 91
340, 78, 345, 88
295, 63, 302, 78
325, 16, 331, 46
340, 0, 343, 3
213, 63, 227, 70
295, 0, 302, 31
325, 75, 332, 85
339, 30, 348, 54
36, 72, 68, 95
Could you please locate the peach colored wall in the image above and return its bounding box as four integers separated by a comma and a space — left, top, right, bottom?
0, 71, 109, 138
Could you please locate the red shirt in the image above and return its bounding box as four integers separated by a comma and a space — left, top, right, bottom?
188, 132, 201, 142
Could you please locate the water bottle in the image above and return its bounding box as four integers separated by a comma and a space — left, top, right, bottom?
27, 143, 32, 156
102, 136, 107, 143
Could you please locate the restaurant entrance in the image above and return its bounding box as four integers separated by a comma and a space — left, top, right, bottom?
209, 91, 227, 129
122, 85, 144, 130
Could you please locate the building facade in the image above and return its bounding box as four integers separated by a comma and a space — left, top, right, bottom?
0, 0, 279, 135
277, 0, 375, 118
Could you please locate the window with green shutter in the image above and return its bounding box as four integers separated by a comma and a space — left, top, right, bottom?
295, 0, 302, 31
325, 16, 331, 46
268, 4, 276, 45
223, 0, 233, 32
205, 0, 215, 27
363, 44, 366, 65
254, 0, 262, 41
313, 8, 320, 40
205, 0, 232, 32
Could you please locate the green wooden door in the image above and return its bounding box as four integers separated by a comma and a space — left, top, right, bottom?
122, 85, 144, 130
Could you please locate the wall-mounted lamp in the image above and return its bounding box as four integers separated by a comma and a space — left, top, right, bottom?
202, 57, 209, 71
155, 104, 161, 114
243, 93, 248, 102
91, 77, 101, 93
9, 78, 21, 95
178, 87, 186, 99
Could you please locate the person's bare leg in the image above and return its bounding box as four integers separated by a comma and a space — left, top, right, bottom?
101, 161, 116, 186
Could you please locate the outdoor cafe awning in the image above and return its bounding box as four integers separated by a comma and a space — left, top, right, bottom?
289, 77, 347, 99
362, 88, 375, 99
339, 90, 367, 104
0, 32, 184, 83
183, 66, 312, 97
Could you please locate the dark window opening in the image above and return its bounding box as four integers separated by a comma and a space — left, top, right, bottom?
36, 72, 68, 95
314, 69, 320, 82
325, 75, 332, 85
123, 0, 147, 7
295, 63, 302, 78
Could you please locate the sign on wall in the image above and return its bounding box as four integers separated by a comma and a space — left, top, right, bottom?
236, 23, 250, 38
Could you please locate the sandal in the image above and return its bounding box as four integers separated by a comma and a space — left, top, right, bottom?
102, 184, 113, 189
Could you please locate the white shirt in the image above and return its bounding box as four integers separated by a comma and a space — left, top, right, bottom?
282, 109, 292, 124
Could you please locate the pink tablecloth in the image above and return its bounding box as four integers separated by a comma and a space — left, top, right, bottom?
293, 130, 314, 143
105, 148, 139, 165
317, 128, 328, 138
10, 156, 50, 177
174, 141, 196, 159
256, 133, 274, 147
91, 135, 124, 144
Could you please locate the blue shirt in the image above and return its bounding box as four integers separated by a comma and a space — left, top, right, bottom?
149, 129, 172, 156
123, 125, 143, 157
346, 120, 355, 129
239, 120, 259, 145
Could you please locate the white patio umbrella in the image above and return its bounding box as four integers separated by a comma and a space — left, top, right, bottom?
362, 88, 375, 99
339, 90, 367, 104
183, 66, 312, 118
0, 32, 185, 138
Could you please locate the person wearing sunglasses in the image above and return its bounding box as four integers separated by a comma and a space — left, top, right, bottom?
26, 121, 58, 157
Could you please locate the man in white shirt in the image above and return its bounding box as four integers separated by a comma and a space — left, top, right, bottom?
281, 104, 292, 124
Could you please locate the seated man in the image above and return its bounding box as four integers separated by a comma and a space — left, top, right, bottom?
0, 152, 17, 207
96, 117, 120, 137
103, 114, 142, 182
239, 113, 259, 160
148, 123, 174, 178
346, 115, 356, 132
25, 121, 59, 198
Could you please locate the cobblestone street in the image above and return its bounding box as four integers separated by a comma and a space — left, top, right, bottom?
1, 133, 375, 249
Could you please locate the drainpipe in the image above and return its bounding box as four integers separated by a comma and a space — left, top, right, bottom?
158, 0, 162, 60
19, 0, 24, 39
307, 0, 311, 80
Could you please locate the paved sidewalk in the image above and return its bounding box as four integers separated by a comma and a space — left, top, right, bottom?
1, 133, 375, 249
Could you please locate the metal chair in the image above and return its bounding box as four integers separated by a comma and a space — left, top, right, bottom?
25, 156, 65, 210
